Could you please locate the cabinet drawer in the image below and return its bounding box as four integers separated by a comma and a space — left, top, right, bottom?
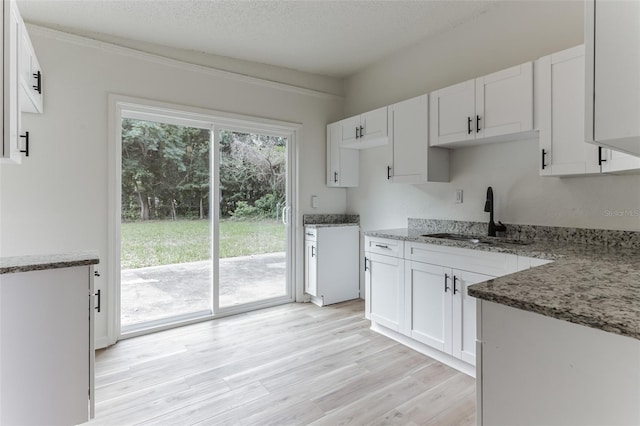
304, 227, 317, 241
365, 237, 404, 258
406, 242, 518, 277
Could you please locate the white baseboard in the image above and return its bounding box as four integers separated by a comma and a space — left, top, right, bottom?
370, 322, 476, 378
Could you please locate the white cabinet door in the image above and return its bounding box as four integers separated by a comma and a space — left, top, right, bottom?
476, 62, 533, 140
19, 23, 43, 114
361, 106, 388, 141
340, 114, 362, 146
2, 0, 23, 163
405, 260, 451, 352
430, 80, 475, 146
366, 252, 404, 332
451, 269, 492, 366
586, 0, 640, 157
326, 122, 358, 187
388, 94, 449, 184
0, 266, 91, 425
537, 45, 601, 176
304, 239, 317, 296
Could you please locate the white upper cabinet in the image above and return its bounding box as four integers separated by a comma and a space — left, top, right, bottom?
2, 0, 23, 163
585, 0, 640, 157
537, 44, 640, 177
429, 80, 475, 146
430, 62, 534, 148
340, 106, 388, 149
19, 23, 43, 114
387, 94, 449, 184
2, 0, 43, 164
326, 122, 358, 187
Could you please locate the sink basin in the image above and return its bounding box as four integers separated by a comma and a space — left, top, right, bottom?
422, 233, 531, 246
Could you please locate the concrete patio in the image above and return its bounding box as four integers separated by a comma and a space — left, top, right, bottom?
121, 252, 287, 327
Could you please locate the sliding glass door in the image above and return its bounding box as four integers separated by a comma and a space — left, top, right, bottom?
115, 101, 295, 337
120, 118, 213, 331
216, 130, 289, 310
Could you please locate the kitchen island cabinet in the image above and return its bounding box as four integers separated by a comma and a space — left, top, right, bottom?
0, 252, 98, 425
477, 300, 640, 426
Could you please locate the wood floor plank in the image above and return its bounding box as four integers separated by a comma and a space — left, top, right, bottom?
86, 300, 475, 425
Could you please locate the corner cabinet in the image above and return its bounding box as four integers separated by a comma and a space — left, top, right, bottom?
430, 62, 534, 148
386, 94, 449, 184
585, 0, 640, 157
536, 45, 640, 177
326, 121, 358, 187
2, 0, 43, 164
0, 263, 96, 424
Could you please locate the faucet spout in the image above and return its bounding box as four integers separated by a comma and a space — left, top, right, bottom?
484, 186, 506, 237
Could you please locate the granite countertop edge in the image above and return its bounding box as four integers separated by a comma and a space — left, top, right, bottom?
305, 223, 360, 229
365, 228, 640, 341
0, 251, 100, 275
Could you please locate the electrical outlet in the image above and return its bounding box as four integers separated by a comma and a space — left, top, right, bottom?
455, 189, 463, 204
311, 195, 319, 209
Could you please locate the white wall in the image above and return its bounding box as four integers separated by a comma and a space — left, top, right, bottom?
0, 27, 345, 345
344, 1, 640, 232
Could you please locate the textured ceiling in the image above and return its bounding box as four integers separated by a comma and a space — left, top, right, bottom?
16, 0, 498, 78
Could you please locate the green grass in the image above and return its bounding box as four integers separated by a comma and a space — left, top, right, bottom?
121, 219, 286, 269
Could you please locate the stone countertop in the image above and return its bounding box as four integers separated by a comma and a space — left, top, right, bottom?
365, 228, 640, 341
305, 223, 360, 229
0, 251, 100, 275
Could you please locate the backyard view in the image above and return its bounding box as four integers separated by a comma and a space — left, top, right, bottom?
120, 118, 288, 329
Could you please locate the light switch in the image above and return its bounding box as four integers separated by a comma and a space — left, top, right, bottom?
455, 189, 463, 204
311, 196, 319, 209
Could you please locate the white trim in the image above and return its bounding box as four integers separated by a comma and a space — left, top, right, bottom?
370, 321, 476, 378
27, 24, 343, 101
108, 94, 298, 343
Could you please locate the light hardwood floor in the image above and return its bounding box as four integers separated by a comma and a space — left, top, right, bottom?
88, 300, 476, 425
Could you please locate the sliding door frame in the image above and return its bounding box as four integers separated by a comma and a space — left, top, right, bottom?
108, 94, 299, 345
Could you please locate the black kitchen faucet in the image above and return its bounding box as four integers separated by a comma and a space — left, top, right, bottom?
484, 186, 507, 237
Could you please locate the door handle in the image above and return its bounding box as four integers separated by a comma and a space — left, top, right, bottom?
281, 206, 290, 225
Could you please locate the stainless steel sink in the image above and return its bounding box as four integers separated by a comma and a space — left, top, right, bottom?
422, 233, 531, 246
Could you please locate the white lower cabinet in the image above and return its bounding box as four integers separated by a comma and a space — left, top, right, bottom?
405, 259, 493, 367
366, 252, 404, 332
366, 237, 527, 375
0, 264, 95, 424
304, 225, 359, 306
